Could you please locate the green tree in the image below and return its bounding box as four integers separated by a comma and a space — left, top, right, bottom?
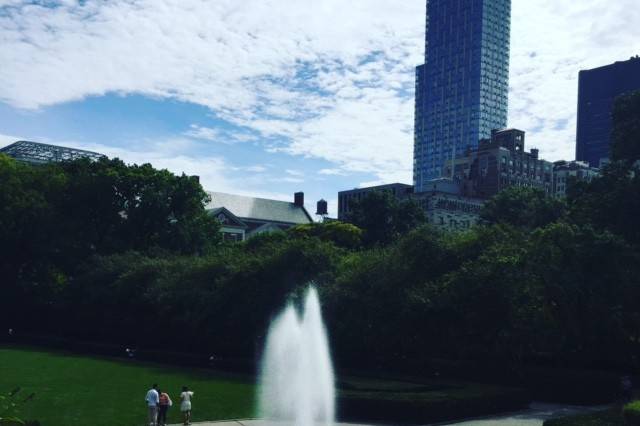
345, 190, 426, 246
568, 92, 640, 244
480, 187, 566, 229
526, 223, 640, 364
0, 155, 68, 324
288, 221, 363, 249
568, 161, 640, 244
611, 90, 640, 165
0, 154, 221, 330
58, 157, 221, 255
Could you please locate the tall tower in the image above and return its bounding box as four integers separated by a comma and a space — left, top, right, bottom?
414, 0, 511, 191
576, 56, 640, 168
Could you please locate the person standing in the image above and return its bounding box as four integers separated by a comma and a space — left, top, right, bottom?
145, 384, 160, 426
180, 386, 194, 426
157, 389, 173, 426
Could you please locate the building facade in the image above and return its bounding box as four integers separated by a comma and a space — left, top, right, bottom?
576, 56, 640, 167
412, 187, 484, 231
444, 128, 554, 199
414, 0, 511, 190
206, 191, 313, 242
337, 180, 482, 232
552, 160, 600, 198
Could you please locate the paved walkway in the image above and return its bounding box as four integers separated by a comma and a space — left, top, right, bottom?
168, 403, 608, 426
436, 402, 609, 425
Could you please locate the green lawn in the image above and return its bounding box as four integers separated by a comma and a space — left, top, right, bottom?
0, 346, 255, 426
0, 346, 532, 426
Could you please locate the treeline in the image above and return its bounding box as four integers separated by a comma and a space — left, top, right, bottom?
0, 155, 219, 328
1, 91, 639, 376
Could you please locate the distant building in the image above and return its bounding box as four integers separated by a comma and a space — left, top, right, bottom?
337, 183, 414, 221
206, 191, 313, 242
552, 160, 600, 198
0, 140, 105, 164
412, 180, 484, 231
414, 0, 511, 189
337, 180, 482, 232
444, 128, 554, 199
576, 56, 640, 167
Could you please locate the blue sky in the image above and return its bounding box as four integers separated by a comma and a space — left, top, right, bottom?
1, 0, 639, 216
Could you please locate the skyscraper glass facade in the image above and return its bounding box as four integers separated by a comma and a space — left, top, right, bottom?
414, 0, 511, 191
576, 56, 640, 168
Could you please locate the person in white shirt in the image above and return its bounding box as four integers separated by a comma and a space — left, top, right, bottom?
145, 384, 160, 426
180, 386, 194, 426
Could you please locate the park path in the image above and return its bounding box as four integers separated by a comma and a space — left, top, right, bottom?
168, 403, 608, 426
433, 402, 609, 425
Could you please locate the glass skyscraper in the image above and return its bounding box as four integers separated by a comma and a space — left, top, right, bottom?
414, 0, 511, 191
576, 56, 640, 168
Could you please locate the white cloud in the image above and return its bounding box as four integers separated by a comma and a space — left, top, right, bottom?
285, 169, 304, 177
233, 165, 268, 173
1, 0, 639, 185
0, 0, 422, 183
318, 168, 347, 176
184, 125, 220, 142
0, 133, 21, 148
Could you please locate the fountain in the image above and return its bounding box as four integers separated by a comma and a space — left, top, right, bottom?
258, 287, 335, 426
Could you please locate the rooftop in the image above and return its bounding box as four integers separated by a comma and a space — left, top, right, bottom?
205, 191, 312, 225
0, 140, 105, 164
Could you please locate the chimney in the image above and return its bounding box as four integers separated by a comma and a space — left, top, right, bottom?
531, 148, 539, 159
294, 192, 304, 207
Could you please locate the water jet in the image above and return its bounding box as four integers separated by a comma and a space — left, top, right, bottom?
258, 287, 335, 426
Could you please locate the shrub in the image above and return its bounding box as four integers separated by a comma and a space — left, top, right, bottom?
338, 380, 530, 424
623, 401, 640, 426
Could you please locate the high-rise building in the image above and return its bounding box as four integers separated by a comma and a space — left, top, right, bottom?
414, 0, 511, 191
576, 56, 640, 167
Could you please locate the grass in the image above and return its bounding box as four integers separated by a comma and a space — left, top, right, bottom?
0, 345, 532, 426
0, 346, 255, 426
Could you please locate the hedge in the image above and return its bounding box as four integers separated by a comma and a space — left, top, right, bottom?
338, 378, 530, 424
624, 401, 640, 426
426, 358, 622, 404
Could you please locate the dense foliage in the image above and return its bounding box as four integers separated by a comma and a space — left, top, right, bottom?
344, 189, 426, 246
1, 91, 639, 379
611, 90, 640, 165
0, 156, 219, 326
